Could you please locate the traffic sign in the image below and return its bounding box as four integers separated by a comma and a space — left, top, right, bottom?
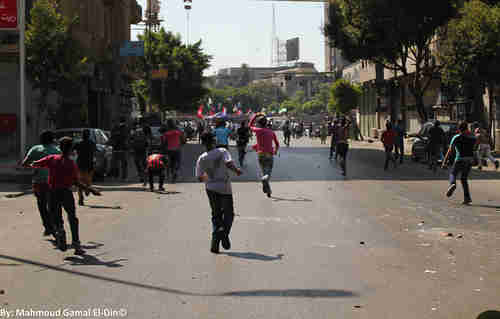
152, 69, 168, 79
0, 0, 18, 29
119, 41, 144, 57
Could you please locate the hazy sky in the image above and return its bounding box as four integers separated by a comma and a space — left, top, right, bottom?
131, 0, 326, 75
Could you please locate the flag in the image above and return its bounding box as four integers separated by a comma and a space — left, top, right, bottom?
197, 104, 204, 119
236, 109, 242, 116
222, 106, 227, 116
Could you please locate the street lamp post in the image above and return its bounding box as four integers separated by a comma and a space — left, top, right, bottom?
19, 0, 26, 160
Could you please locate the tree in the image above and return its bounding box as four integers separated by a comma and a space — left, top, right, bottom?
135, 28, 212, 113
25, 0, 87, 132
439, 0, 500, 125
328, 79, 362, 114
324, 0, 459, 122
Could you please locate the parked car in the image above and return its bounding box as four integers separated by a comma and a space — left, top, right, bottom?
410, 121, 458, 162
54, 128, 113, 178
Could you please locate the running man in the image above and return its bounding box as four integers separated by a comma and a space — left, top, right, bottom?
335, 118, 350, 176
32, 137, 100, 255
393, 119, 406, 164
73, 129, 97, 206
475, 125, 499, 170
249, 113, 280, 197
282, 120, 292, 147
21, 131, 61, 237
329, 120, 338, 160
161, 119, 185, 183
213, 118, 232, 149
381, 121, 397, 171
236, 121, 251, 166
427, 120, 445, 172
443, 121, 477, 205
196, 132, 242, 254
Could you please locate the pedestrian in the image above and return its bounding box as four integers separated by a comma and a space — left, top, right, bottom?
32, 137, 100, 255
145, 153, 167, 192
427, 120, 445, 172
249, 113, 280, 197
73, 129, 97, 206
320, 125, 328, 144
381, 121, 397, 171
161, 119, 185, 183
282, 120, 292, 147
130, 127, 149, 185
329, 120, 338, 160
109, 119, 130, 180
213, 118, 232, 149
196, 132, 242, 254
443, 121, 477, 205
236, 120, 251, 166
475, 125, 499, 170
20, 130, 61, 237
335, 118, 351, 176
393, 119, 406, 164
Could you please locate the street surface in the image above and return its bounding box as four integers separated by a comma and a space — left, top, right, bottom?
1, 135, 500, 319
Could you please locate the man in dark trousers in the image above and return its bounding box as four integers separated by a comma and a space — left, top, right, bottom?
74, 129, 97, 206
443, 121, 477, 205
109, 119, 130, 180
21, 130, 61, 236
130, 127, 149, 185
196, 132, 242, 254
32, 137, 99, 255
236, 120, 251, 166
427, 120, 445, 172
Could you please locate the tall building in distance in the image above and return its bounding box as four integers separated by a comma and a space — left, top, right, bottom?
323, 0, 350, 74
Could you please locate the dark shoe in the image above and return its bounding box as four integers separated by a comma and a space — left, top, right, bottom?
73, 242, 85, 256
495, 161, 499, 170
56, 230, 67, 252
478, 166, 482, 171
210, 237, 220, 254
43, 229, 53, 237
221, 234, 231, 250
78, 198, 84, 206
462, 199, 472, 205
158, 186, 165, 192
446, 184, 457, 198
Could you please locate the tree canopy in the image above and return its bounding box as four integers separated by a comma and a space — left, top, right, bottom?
135, 28, 212, 113
328, 79, 362, 115
324, 0, 459, 122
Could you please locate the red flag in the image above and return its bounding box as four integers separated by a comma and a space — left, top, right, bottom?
197, 104, 204, 119
236, 109, 242, 116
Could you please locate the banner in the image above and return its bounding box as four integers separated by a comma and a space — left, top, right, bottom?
0, 0, 18, 29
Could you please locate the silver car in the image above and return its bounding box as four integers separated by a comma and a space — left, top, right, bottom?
54, 128, 113, 178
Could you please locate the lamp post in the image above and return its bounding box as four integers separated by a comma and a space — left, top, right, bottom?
184, 0, 192, 45
19, 0, 26, 160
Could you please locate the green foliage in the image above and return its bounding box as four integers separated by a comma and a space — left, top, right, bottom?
324, 0, 459, 122
25, 0, 87, 108
328, 79, 361, 114
440, 0, 500, 87
135, 28, 212, 113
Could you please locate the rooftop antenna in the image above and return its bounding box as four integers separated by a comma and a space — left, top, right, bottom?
271, 4, 277, 67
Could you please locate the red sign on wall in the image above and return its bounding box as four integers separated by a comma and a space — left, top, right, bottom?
0, 114, 17, 133
0, 0, 18, 29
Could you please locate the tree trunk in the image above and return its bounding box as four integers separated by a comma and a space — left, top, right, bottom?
415, 93, 428, 123
471, 81, 487, 127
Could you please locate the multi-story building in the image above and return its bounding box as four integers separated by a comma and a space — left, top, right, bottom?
0, 0, 142, 158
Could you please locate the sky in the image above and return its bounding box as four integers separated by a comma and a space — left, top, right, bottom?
131, 0, 326, 76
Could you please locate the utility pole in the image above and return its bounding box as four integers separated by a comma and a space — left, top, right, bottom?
19, 0, 26, 160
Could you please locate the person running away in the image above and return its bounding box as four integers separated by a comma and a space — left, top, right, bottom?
236, 121, 251, 166
73, 129, 97, 206
32, 137, 100, 255
443, 121, 477, 205
161, 119, 185, 183
213, 118, 232, 149
196, 132, 242, 254
475, 125, 499, 170
335, 118, 351, 176
21, 130, 61, 237
249, 113, 280, 197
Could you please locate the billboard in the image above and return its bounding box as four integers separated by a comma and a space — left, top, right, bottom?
286, 37, 299, 62
0, 0, 18, 29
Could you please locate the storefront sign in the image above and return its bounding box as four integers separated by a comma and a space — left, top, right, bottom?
0, 0, 18, 29
0, 114, 16, 132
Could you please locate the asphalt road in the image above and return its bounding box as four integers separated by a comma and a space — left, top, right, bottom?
1, 136, 500, 319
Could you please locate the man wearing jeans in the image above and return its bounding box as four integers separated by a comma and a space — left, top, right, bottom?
249, 113, 280, 197
196, 132, 242, 254
443, 121, 477, 205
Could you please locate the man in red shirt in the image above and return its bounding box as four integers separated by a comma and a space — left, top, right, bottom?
32, 137, 85, 255
381, 121, 397, 171
145, 153, 167, 192
161, 119, 185, 183
249, 113, 280, 197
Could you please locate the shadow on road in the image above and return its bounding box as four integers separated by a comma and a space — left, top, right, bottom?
477, 310, 500, 319
0, 254, 358, 298
223, 252, 284, 261
0, 263, 22, 266
271, 196, 312, 202
80, 242, 104, 250
469, 204, 500, 210
85, 204, 123, 210
64, 255, 127, 268
220, 289, 358, 298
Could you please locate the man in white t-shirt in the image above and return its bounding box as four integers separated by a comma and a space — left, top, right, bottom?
196, 132, 243, 254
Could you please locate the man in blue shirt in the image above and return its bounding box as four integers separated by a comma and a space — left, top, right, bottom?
442, 121, 476, 205
213, 118, 232, 149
